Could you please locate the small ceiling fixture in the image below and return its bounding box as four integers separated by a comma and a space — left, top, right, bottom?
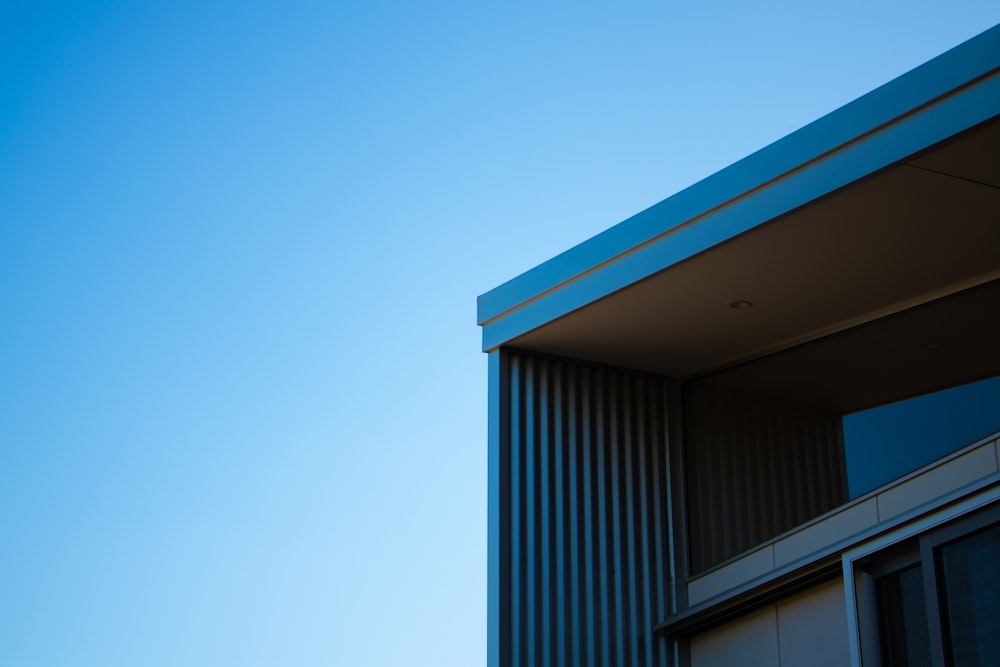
727, 299, 754, 310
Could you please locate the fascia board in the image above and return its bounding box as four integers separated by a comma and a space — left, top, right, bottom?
477, 24, 1000, 351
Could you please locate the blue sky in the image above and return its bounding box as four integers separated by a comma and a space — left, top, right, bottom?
1, 3, 998, 665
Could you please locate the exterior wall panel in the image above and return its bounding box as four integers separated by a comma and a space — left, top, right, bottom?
685, 383, 848, 572
775, 579, 849, 667
689, 579, 848, 667
497, 349, 671, 667
689, 605, 780, 667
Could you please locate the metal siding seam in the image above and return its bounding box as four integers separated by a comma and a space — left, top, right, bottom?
524, 356, 537, 667
823, 419, 839, 507
664, 383, 685, 666
636, 380, 648, 664
736, 408, 751, 551
552, 364, 566, 667
775, 415, 791, 545
636, 380, 651, 664
784, 416, 798, 527
685, 405, 700, 574
546, 361, 557, 667
625, 377, 636, 664
509, 354, 522, 667
581, 367, 597, 667
808, 419, 823, 517
712, 397, 726, 567
792, 416, 808, 526
704, 402, 716, 572
778, 414, 793, 541
835, 419, 847, 506
749, 417, 767, 545
652, 386, 668, 616
659, 385, 674, 666
623, 379, 639, 666
792, 418, 808, 520
607, 373, 623, 666
823, 420, 835, 505
636, 380, 650, 665
734, 403, 748, 552
609, 370, 621, 665
766, 410, 785, 546
636, 380, 653, 660
660, 383, 672, 665
539, 360, 551, 667
595, 370, 611, 666
685, 394, 702, 575
649, 384, 677, 655
837, 418, 850, 500
653, 381, 666, 664
567, 364, 582, 667
716, 399, 731, 567
701, 400, 729, 562
488, 351, 503, 667
761, 415, 776, 540
808, 419, 822, 518
754, 409, 769, 547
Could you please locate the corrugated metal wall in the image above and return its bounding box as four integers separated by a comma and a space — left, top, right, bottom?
498, 349, 672, 667
684, 383, 848, 573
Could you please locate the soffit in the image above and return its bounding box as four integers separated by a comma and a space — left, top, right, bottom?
508, 117, 1000, 378
701, 278, 1000, 414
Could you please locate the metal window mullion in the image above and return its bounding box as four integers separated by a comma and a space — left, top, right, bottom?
919, 534, 948, 667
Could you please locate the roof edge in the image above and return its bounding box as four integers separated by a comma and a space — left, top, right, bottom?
477, 23, 1000, 329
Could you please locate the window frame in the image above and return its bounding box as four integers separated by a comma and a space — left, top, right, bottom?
843, 489, 1000, 666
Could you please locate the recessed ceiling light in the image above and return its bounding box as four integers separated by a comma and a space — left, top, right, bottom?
728, 299, 754, 310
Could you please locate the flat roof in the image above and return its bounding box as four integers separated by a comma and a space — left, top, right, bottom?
478, 24, 1000, 376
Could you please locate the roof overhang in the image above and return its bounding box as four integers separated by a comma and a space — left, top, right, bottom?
478, 25, 1000, 379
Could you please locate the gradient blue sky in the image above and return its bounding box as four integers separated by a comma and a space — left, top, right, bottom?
2, 3, 998, 666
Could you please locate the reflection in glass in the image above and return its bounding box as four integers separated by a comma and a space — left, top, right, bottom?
938, 524, 1000, 667
843, 375, 1000, 497
876, 564, 932, 667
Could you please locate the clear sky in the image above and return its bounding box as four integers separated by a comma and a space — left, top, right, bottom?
1, 3, 998, 666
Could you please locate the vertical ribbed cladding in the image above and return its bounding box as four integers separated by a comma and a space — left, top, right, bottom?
684, 383, 848, 574
499, 349, 671, 667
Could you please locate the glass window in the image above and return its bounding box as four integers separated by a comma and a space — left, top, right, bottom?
859, 506, 1000, 667
937, 523, 1000, 666
843, 375, 1000, 497
876, 564, 932, 667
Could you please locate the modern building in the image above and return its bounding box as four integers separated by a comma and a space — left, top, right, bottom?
478, 25, 1000, 667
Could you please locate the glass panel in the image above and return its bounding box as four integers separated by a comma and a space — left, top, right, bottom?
876, 564, 932, 667
938, 523, 1000, 667
843, 375, 1000, 497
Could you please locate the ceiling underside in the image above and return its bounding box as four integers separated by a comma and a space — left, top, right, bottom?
509, 115, 1000, 382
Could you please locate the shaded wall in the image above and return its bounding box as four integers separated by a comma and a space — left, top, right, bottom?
689, 578, 850, 667
497, 349, 672, 667
684, 383, 848, 573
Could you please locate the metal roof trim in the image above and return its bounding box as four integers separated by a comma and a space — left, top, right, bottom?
477, 24, 1000, 347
